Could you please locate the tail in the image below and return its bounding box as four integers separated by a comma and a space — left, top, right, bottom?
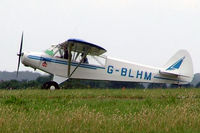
160, 50, 194, 84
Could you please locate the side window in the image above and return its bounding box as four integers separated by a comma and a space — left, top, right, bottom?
70, 52, 106, 67
85, 55, 106, 66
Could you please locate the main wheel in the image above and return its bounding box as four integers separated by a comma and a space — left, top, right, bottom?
42, 81, 60, 90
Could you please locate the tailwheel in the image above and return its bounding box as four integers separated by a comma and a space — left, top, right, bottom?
42, 81, 60, 90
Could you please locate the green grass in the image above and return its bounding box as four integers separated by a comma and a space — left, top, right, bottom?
0, 88, 200, 132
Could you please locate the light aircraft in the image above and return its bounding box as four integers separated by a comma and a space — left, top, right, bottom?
17, 33, 194, 89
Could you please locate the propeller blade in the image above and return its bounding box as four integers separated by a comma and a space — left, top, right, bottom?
16, 32, 24, 77
17, 55, 21, 77
19, 32, 23, 56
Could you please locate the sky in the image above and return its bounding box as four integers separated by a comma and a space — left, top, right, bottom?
1, 0, 200, 73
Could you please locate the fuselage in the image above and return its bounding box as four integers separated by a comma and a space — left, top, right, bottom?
21, 51, 191, 85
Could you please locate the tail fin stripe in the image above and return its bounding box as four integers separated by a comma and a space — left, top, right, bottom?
166, 56, 185, 71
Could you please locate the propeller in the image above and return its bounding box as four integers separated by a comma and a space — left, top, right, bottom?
16, 32, 24, 77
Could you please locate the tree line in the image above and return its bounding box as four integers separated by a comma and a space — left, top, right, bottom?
0, 75, 199, 89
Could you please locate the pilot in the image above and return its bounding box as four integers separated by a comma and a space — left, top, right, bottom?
63, 45, 68, 59
81, 53, 89, 64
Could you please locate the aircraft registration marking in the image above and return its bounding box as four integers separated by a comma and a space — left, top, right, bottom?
107, 65, 152, 80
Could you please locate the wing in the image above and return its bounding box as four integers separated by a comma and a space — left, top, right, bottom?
60, 39, 107, 56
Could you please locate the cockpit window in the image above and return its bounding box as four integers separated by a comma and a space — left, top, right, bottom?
45, 45, 60, 56
45, 49, 54, 56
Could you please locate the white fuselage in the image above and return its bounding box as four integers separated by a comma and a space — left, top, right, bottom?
21, 52, 190, 85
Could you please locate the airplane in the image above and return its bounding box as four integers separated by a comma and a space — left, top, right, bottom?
17, 33, 194, 89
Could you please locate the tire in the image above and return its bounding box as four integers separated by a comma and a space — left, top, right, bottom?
42, 81, 60, 90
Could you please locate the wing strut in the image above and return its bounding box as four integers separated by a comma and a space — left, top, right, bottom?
68, 48, 91, 78
67, 43, 72, 77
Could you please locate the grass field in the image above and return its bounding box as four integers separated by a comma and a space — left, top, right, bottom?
0, 88, 200, 133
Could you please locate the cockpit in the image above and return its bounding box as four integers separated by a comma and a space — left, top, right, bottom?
44, 42, 107, 67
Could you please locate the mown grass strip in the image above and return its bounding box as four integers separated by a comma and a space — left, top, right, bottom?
0, 89, 199, 133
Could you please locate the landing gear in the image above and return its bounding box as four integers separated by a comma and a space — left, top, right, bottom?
42, 81, 60, 90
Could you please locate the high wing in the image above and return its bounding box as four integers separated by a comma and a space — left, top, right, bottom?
60, 39, 107, 56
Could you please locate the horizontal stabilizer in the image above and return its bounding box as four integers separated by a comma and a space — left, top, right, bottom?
159, 70, 190, 78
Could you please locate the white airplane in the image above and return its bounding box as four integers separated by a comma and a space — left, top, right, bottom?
17, 33, 194, 89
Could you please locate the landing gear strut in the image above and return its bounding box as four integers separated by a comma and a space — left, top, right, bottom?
42, 81, 60, 90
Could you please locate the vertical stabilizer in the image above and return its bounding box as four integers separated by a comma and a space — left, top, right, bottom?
163, 50, 194, 82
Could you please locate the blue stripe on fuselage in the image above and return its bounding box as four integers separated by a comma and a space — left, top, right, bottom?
28, 55, 105, 70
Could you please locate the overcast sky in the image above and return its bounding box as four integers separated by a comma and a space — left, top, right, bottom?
1, 0, 200, 73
